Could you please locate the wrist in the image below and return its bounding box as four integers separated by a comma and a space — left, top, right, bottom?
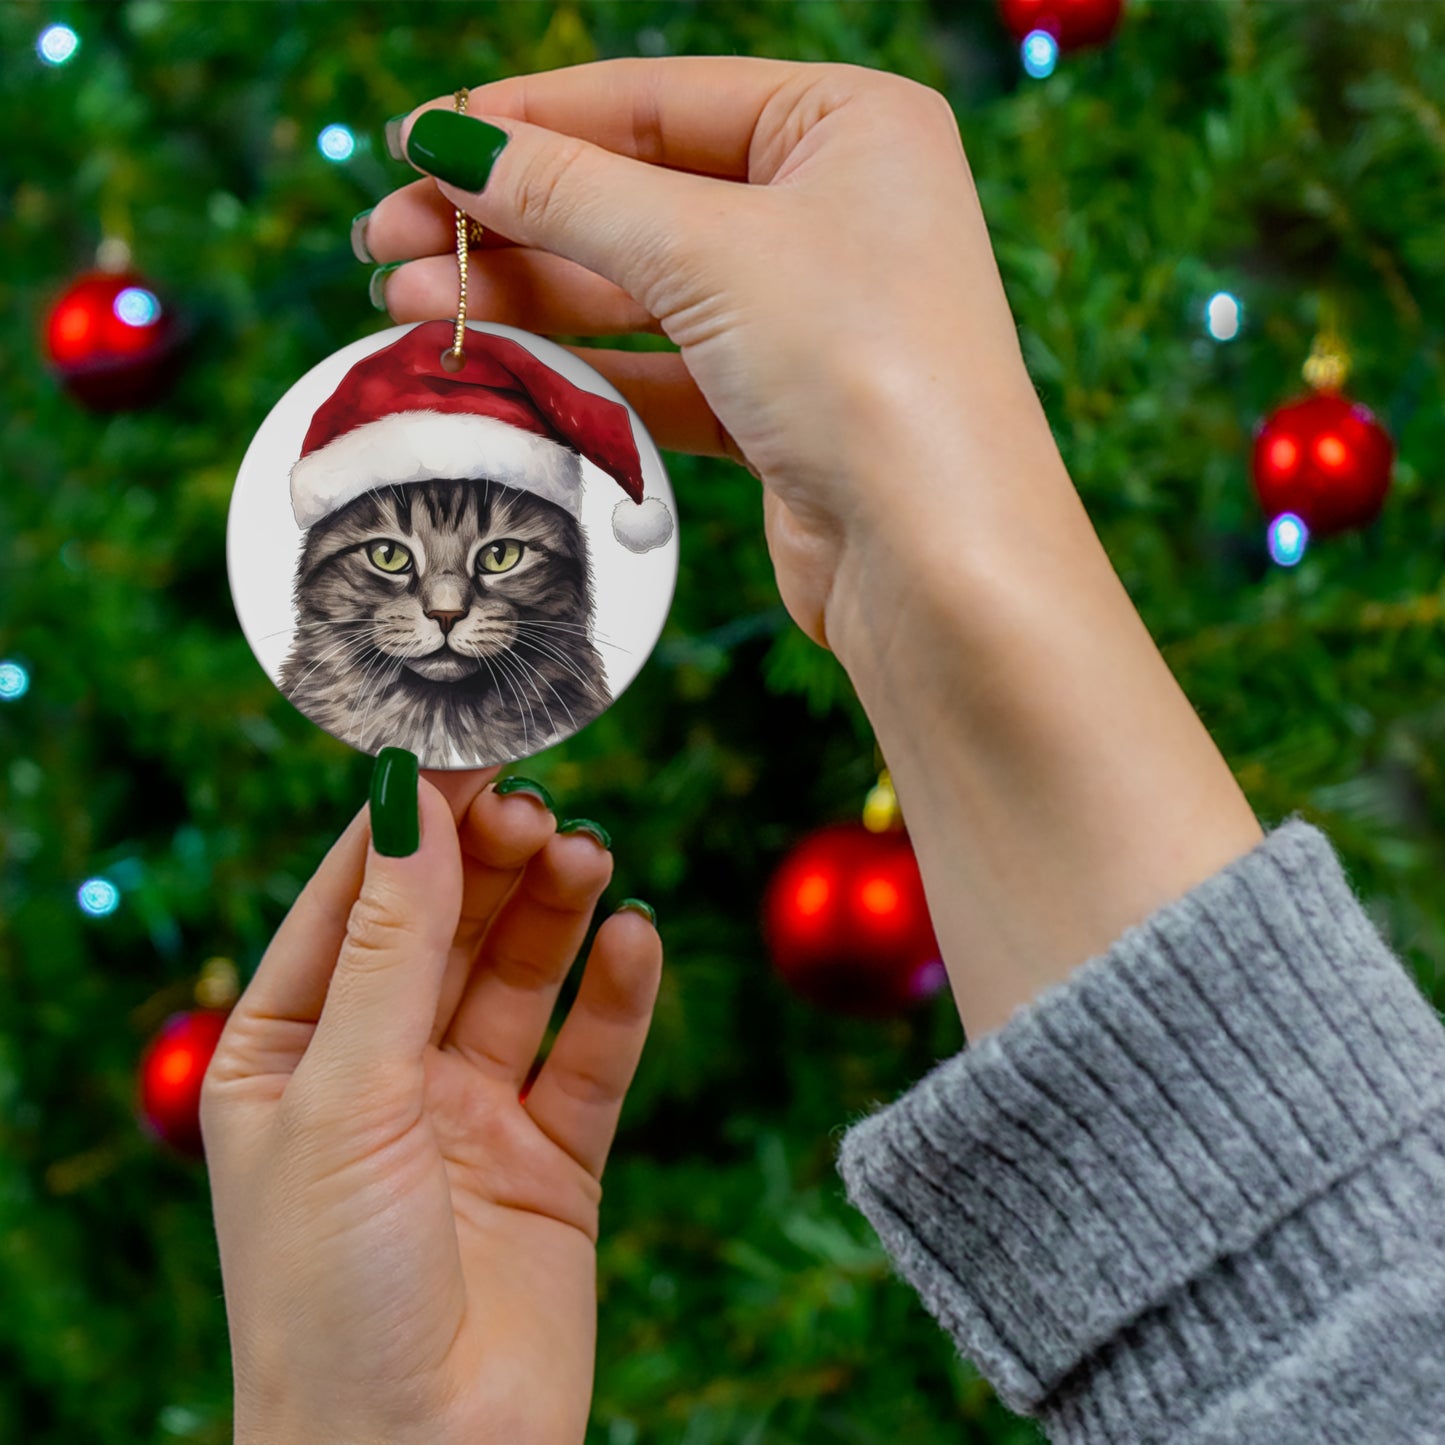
823, 414, 1262, 1039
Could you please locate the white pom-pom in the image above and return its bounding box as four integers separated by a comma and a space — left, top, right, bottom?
612, 497, 674, 553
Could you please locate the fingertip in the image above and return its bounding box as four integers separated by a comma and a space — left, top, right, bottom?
459, 775, 558, 869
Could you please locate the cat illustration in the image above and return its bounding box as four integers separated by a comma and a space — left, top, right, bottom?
277, 476, 611, 767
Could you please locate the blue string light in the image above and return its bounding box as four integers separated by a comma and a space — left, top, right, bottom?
37, 24, 79, 66
1205, 291, 1243, 342
1267, 512, 1309, 567
114, 287, 162, 327
1022, 30, 1059, 79
0, 660, 28, 701
78, 878, 121, 918
318, 124, 356, 162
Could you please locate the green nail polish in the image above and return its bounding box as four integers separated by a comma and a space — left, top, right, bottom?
405, 110, 510, 192
350, 208, 375, 264
384, 113, 409, 162
494, 775, 555, 811
368, 261, 403, 311
370, 747, 419, 857
558, 818, 612, 851
617, 898, 656, 926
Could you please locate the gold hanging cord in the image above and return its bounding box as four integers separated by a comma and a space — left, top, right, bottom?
441, 88, 486, 372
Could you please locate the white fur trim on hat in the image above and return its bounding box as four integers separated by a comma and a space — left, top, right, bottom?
289, 410, 582, 529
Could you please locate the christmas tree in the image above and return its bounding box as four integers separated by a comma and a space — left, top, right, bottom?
2, 3, 1442, 1441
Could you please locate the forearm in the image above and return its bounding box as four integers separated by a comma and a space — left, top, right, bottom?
826, 384, 1262, 1040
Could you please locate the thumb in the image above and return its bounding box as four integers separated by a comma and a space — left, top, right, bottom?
398, 106, 743, 315
303, 749, 463, 1089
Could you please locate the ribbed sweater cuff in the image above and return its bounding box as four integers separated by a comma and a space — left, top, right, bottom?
835, 817, 1445, 1431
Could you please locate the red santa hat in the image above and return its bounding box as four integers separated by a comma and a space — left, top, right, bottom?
288, 320, 673, 553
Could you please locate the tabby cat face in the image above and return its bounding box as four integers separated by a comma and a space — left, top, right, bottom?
276, 477, 612, 767
293, 479, 592, 681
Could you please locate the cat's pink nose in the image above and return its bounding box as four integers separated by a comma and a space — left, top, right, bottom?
426, 608, 466, 636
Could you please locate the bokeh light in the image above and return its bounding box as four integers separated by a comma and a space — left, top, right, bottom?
1021, 30, 1059, 79
317, 124, 356, 162
1267, 512, 1309, 567
114, 287, 162, 328
1205, 291, 1242, 341
0, 660, 29, 701
77, 877, 121, 917
37, 24, 79, 66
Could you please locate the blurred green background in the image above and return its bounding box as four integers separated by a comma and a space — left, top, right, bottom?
2, 2, 1443, 1441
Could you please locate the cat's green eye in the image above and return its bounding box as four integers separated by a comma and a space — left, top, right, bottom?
367, 540, 412, 574
478, 539, 524, 575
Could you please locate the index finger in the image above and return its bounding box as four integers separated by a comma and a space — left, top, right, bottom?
410, 54, 808, 181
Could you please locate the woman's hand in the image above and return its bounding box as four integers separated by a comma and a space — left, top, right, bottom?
362, 60, 1263, 1041
362, 56, 1056, 656
202, 762, 661, 1445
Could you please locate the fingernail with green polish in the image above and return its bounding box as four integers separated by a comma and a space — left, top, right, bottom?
350, 208, 375, 264
558, 818, 612, 851
370, 747, 419, 857
494, 775, 555, 812
617, 898, 656, 926
405, 110, 510, 192
368, 261, 403, 311
384, 113, 409, 162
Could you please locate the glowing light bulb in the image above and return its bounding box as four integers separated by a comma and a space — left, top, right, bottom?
159, 1047, 197, 1087
0, 660, 29, 701
318, 124, 356, 162
794, 873, 831, 918
1268, 512, 1309, 567
114, 287, 161, 327
1205, 291, 1242, 341
1021, 30, 1059, 79
859, 877, 901, 918
1268, 436, 1299, 475
78, 877, 121, 917
38, 24, 79, 66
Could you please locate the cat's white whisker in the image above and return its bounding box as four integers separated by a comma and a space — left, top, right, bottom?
477, 652, 524, 755
490, 648, 537, 754
513, 633, 594, 692
509, 653, 576, 737
356, 648, 409, 756
261, 618, 389, 641
509, 619, 633, 655
286, 630, 380, 695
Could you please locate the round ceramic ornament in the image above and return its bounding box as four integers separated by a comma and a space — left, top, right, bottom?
227, 317, 678, 768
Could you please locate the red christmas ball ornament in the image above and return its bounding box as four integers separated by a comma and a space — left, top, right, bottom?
44, 268, 183, 410
764, 822, 945, 1018
998, 0, 1124, 50
1251, 392, 1394, 538
137, 1009, 230, 1158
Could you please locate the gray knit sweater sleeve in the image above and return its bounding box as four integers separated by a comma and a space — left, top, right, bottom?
835, 818, 1445, 1443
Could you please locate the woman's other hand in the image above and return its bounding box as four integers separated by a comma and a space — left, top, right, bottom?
202, 760, 661, 1445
